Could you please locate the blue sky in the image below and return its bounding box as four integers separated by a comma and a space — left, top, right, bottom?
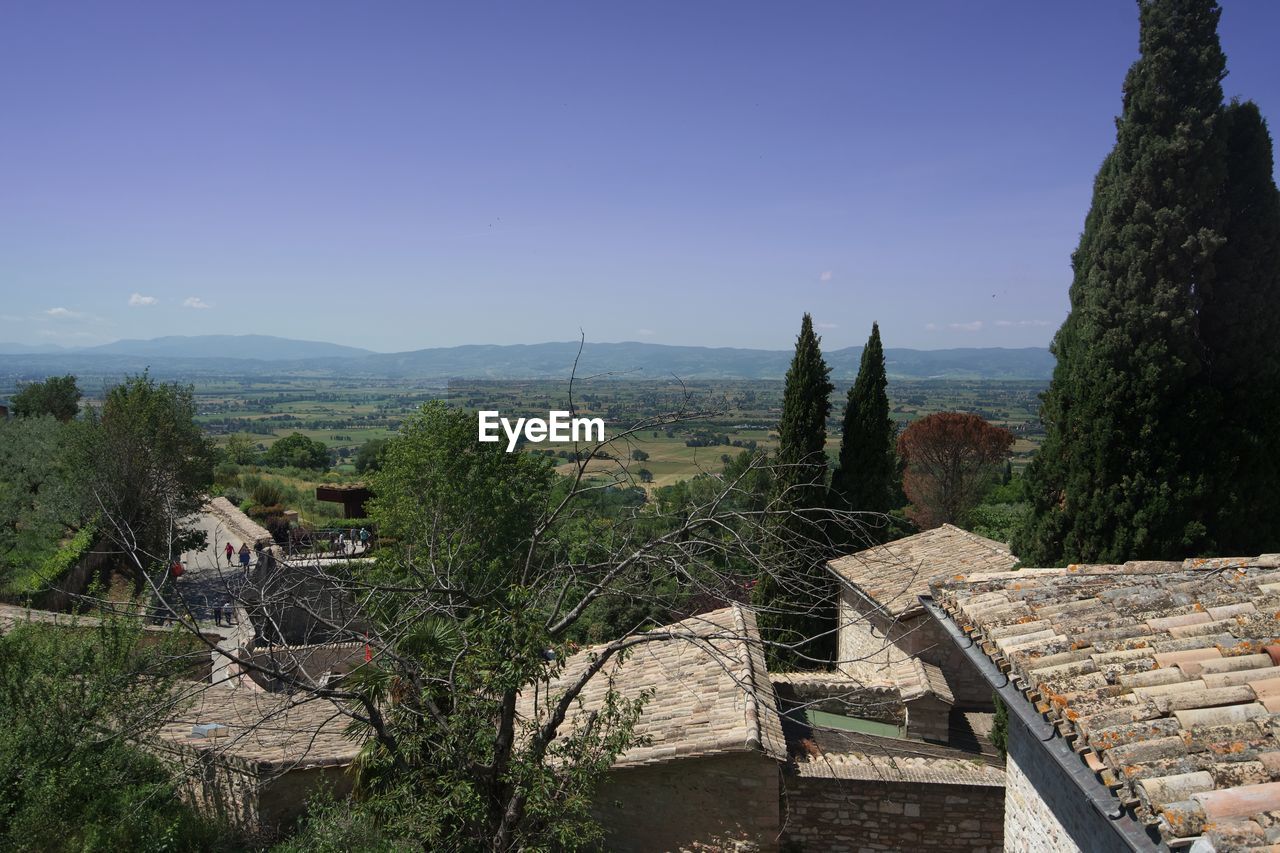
2, 1, 1278, 352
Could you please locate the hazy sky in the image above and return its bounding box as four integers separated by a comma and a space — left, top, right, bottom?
3, 2, 1278, 353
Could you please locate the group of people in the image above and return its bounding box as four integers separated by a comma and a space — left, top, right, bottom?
223, 540, 253, 568
333, 527, 372, 555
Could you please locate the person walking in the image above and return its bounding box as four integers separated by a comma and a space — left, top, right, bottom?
223, 601, 235, 626
238, 542, 251, 569
224, 541, 234, 566
214, 600, 223, 626
358, 526, 369, 552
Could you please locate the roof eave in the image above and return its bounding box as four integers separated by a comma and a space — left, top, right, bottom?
920, 594, 1170, 852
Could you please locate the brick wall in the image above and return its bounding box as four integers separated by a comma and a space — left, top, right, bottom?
593, 752, 781, 852
780, 775, 1003, 853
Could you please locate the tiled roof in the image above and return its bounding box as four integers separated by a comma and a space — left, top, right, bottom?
772, 670, 896, 692
794, 749, 1005, 786
154, 685, 360, 773
932, 556, 1280, 849
893, 658, 955, 705
828, 524, 1017, 616
518, 604, 787, 768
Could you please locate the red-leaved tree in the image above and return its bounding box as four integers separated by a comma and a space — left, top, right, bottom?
897, 412, 1014, 530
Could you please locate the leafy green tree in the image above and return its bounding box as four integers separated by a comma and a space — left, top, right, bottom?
223, 433, 259, 465
0, 416, 85, 594
12, 374, 81, 421
1017, 0, 1229, 564
831, 323, 897, 536
752, 313, 836, 669
0, 616, 224, 851
74, 374, 215, 591
349, 403, 647, 849
989, 694, 1009, 760
1200, 100, 1280, 554
354, 437, 390, 474
263, 432, 330, 470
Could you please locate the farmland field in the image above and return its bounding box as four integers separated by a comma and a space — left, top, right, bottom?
97, 375, 1048, 486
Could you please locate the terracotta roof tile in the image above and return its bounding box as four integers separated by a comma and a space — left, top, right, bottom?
932, 560, 1280, 847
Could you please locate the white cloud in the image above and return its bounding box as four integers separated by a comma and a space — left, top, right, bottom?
129, 293, 158, 306
948, 321, 984, 332
819, 270, 833, 282
45, 307, 82, 319
815, 322, 839, 330
635, 328, 655, 337
924, 322, 939, 331
183, 296, 211, 309
994, 319, 1050, 328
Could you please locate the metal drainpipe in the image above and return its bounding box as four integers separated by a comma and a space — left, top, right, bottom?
919, 594, 1170, 852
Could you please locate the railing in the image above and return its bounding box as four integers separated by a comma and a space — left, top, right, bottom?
283, 526, 375, 558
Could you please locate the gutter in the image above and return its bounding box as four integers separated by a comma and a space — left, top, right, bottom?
920, 594, 1168, 852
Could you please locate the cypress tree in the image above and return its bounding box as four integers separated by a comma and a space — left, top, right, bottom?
1016, 0, 1228, 565
832, 323, 897, 535
753, 313, 835, 669
1201, 101, 1280, 553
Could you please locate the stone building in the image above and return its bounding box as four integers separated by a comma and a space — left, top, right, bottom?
146, 594, 1004, 849
522, 604, 789, 852
153, 687, 358, 838
827, 524, 1018, 720
930, 555, 1280, 851
533, 603, 1005, 852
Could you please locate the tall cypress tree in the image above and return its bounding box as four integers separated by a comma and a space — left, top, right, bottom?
1016, 0, 1228, 565
1201, 101, 1280, 553
753, 313, 835, 669
832, 322, 897, 535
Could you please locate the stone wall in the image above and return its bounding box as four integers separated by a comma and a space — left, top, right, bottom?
891, 611, 992, 709
903, 692, 950, 743
1003, 717, 1140, 853
838, 588, 992, 709
780, 775, 1003, 853
592, 752, 781, 852
836, 592, 900, 680
1005, 744, 1082, 853
169, 747, 352, 841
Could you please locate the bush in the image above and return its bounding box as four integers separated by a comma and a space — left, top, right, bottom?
250, 480, 286, 508
0, 617, 231, 850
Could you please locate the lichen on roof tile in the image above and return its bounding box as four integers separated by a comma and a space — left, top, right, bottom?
931, 557, 1280, 848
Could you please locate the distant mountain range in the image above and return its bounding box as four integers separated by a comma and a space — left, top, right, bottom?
0, 335, 1055, 382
